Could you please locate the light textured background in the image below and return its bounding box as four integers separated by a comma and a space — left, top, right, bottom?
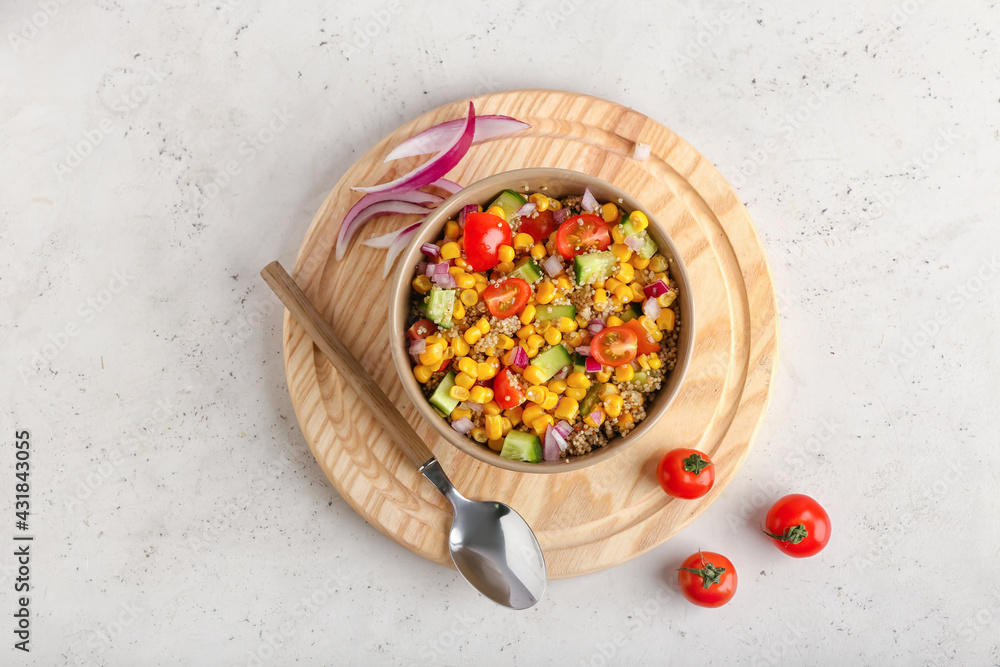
3, 0, 999, 665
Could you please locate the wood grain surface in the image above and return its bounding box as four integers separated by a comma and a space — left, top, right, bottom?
280, 90, 779, 579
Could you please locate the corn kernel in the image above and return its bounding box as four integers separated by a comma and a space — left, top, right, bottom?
452, 301, 466, 320
496, 260, 515, 274
657, 291, 677, 308
505, 406, 523, 426
455, 273, 476, 289
450, 407, 472, 421
566, 331, 584, 348
619, 412, 635, 429
486, 205, 507, 219
497, 334, 515, 350
557, 316, 577, 333
543, 327, 562, 345
648, 355, 662, 370
487, 437, 504, 452
525, 345, 538, 359
611, 225, 626, 244
596, 368, 612, 382
566, 386, 588, 401
485, 415, 502, 440
532, 414, 555, 435
445, 220, 461, 240
522, 403, 545, 426
449, 335, 467, 356
616, 262, 635, 284
449, 385, 470, 401
516, 324, 535, 340
593, 288, 608, 305
593, 278, 606, 289
455, 372, 476, 390
614, 285, 633, 303
630, 254, 650, 270
413, 364, 434, 383
520, 304, 536, 325
526, 385, 546, 404
607, 315, 624, 327
527, 333, 545, 350
497, 244, 515, 263
448, 265, 464, 277
483, 400, 502, 416
475, 317, 490, 334
567, 371, 591, 389
474, 280, 487, 294
636, 355, 650, 371
500, 416, 513, 436
638, 315, 662, 341
528, 193, 549, 211
605, 277, 623, 292
534, 319, 551, 334
609, 243, 632, 262
455, 257, 471, 270
523, 364, 547, 385
470, 427, 488, 443
513, 233, 535, 251
583, 408, 606, 428
425, 334, 441, 346
471, 386, 494, 404
440, 241, 461, 260
463, 327, 482, 345
604, 394, 624, 417
547, 197, 562, 210
412, 275, 432, 294
601, 202, 619, 223
541, 391, 560, 410
477, 358, 499, 380
657, 309, 676, 331
630, 284, 645, 303
530, 243, 547, 260
547, 379, 567, 394
652, 272, 669, 284
648, 255, 668, 272
554, 397, 579, 421
628, 210, 649, 231
419, 345, 443, 367
614, 365, 634, 383
457, 357, 478, 377
536, 281, 556, 304
598, 383, 619, 398
575, 314, 589, 329
460, 289, 479, 307
556, 275, 572, 291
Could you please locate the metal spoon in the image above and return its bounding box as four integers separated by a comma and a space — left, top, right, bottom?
261, 262, 546, 609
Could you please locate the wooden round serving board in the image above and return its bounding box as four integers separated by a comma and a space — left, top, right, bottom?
282, 90, 779, 579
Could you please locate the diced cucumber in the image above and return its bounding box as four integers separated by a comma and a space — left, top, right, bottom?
425, 288, 455, 329
574, 250, 616, 285
488, 189, 527, 221
579, 383, 602, 416
532, 344, 573, 382
508, 257, 543, 284
633, 371, 649, 387
429, 371, 459, 416
620, 302, 643, 322
535, 304, 576, 322
499, 429, 542, 463
620, 218, 659, 259
572, 352, 587, 374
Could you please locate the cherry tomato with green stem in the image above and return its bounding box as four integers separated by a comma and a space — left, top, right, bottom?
677, 551, 737, 608
657, 449, 715, 499
763, 494, 831, 558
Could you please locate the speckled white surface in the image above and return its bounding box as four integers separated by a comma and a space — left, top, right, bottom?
3, 0, 1000, 665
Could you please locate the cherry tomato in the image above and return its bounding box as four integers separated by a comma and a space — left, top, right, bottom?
463, 212, 511, 271
763, 494, 831, 558
555, 214, 611, 258
678, 551, 737, 608
589, 326, 638, 367
519, 209, 558, 243
407, 319, 437, 341
657, 449, 715, 499
483, 278, 531, 319
493, 368, 525, 409
622, 318, 661, 355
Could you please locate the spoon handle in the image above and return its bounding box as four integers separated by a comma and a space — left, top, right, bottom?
261, 261, 436, 469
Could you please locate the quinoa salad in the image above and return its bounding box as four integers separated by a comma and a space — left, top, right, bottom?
405, 188, 681, 463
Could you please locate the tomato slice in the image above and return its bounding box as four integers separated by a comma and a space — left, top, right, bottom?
622, 318, 661, 355
589, 326, 638, 367
493, 368, 525, 409
518, 209, 558, 243
483, 278, 530, 318
407, 319, 437, 340
463, 211, 512, 271
555, 214, 611, 258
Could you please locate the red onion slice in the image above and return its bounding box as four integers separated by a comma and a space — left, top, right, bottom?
409, 338, 427, 355
458, 204, 477, 227
434, 262, 449, 275
587, 409, 605, 427
384, 115, 530, 162
460, 400, 483, 413
509, 346, 529, 369
542, 254, 563, 278
335, 191, 441, 259
643, 297, 662, 321
553, 208, 571, 224
362, 221, 423, 278
516, 202, 536, 217
421, 242, 441, 258
643, 279, 670, 298
585, 357, 602, 373
624, 235, 644, 253
430, 178, 462, 194
581, 188, 600, 214
432, 271, 457, 289
354, 102, 477, 195
424, 262, 437, 278
350, 201, 433, 251
543, 425, 566, 461
575, 345, 591, 357
451, 417, 475, 434
551, 366, 570, 381
588, 319, 605, 334
554, 420, 573, 439
632, 143, 652, 161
